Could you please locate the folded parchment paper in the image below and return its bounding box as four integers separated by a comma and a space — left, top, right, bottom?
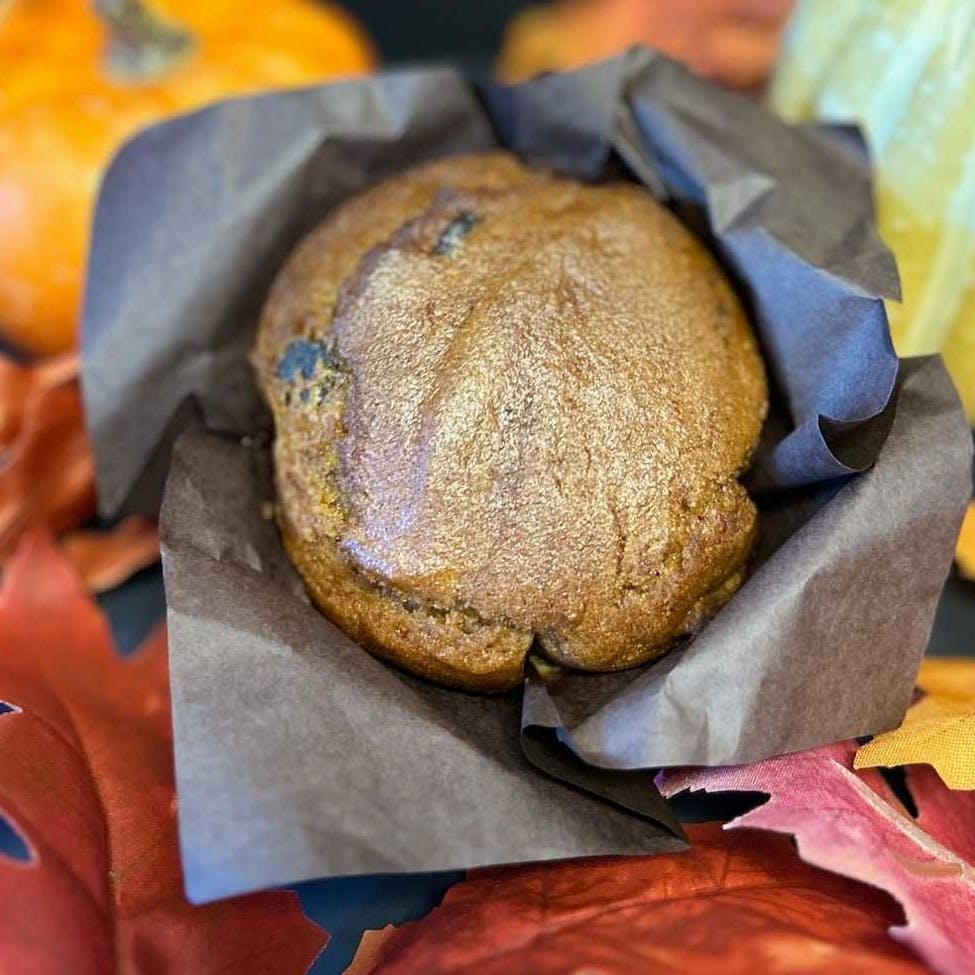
82, 49, 972, 902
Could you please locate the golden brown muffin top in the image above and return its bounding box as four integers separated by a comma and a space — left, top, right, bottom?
333, 175, 765, 630
255, 151, 767, 678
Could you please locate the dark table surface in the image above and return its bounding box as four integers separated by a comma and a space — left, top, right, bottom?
345, 0, 530, 70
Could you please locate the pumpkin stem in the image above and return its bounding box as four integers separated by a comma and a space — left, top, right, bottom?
94, 0, 195, 81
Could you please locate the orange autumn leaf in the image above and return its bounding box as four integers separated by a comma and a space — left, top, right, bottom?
60, 515, 160, 594
349, 823, 923, 974
956, 501, 975, 580
0, 529, 327, 973
855, 657, 975, 790
0, 353, 94, 556
0, 353, 159, 590
497, 0, 795, 90
0, 352, 77, 445
344, 927, 397, 975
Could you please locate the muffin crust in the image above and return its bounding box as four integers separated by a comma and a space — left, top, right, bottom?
254, 152, 767, 690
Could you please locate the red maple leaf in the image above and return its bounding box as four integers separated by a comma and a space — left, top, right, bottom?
660, 742, 975, 974
0, 529, 327, 973
346, 822, 925, 974
909, 763, 975, 865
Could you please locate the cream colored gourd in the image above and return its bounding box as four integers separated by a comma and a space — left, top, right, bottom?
772, 0, 975, 420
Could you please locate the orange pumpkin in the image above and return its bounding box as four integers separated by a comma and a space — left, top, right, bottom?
0, 0, 375, 355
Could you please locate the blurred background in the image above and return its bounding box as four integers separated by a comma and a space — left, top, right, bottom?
340, 0, 528, 69
4, 0, 973, 414
355, 0, 790, 84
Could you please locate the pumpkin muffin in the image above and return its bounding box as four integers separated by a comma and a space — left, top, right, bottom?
253, 151, 767, 691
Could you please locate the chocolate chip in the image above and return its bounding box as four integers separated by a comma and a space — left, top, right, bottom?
433, 211, 478, 256
276, 339, 341, 383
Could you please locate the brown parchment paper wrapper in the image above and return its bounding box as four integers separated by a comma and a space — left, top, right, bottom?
81, 50, 972, 902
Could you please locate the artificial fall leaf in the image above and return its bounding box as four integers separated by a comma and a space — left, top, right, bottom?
0, 352, 78, 445
60, 515, 160, 594
0, 529, 327, 974
907, 763, 975, 866
854, 657, 975, 790
346, 822, 923, 974
0, 352, 158, 591
0, 352, 94, 558
956, 502, 975, 580
660, 741, 975, 975
344, 926, 397, 975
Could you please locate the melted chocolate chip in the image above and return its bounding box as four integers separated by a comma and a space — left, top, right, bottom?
276, 339, 341, 383
433, 211, 478, 256
276, 339, 345, 409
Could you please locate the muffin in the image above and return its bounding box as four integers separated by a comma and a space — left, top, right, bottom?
253, 151, 767, 691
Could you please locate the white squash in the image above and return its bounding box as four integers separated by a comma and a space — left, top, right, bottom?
772, 0, 975, 420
